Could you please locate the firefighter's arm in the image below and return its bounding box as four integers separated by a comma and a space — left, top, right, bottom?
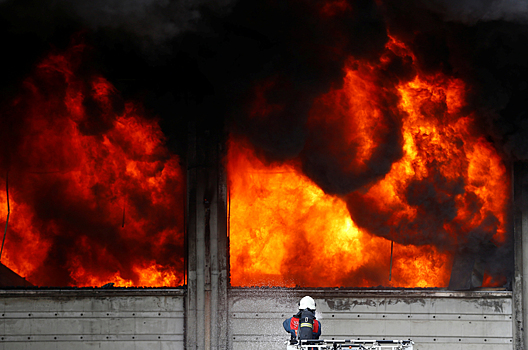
283, 318, 292, 333
313, 320, 321, 338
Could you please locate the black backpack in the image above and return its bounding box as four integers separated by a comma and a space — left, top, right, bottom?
297, 309, 316, 340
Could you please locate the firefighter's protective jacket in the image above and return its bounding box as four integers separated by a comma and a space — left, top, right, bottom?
283, 310, 321, 341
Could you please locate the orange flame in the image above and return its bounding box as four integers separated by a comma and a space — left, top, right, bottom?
228, 35, 509, 288
0, 41, 185, 287
228, 137, 451, 287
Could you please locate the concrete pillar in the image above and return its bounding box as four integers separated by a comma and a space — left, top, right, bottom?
186, 123, 229, 350
513, 162, 527, 350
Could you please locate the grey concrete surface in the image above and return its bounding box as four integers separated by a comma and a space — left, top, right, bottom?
229, 289, 513, 350
186, 125, 229, 350
513, 162, 528, 350
0, 289, 185, 350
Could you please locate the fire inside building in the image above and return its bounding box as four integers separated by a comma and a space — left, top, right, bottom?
0, 0, 526, 349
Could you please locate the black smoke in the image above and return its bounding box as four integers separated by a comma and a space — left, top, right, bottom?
1, 0, 527, 158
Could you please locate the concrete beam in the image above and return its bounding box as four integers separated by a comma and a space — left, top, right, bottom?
513, 162, 527, 350
186, 124, 228, 350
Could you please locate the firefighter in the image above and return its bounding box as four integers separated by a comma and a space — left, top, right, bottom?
283, 296, 321, 343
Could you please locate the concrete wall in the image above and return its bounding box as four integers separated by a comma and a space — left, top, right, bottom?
0, 287, 515, 350
0, 289, 185, 350
229, 289, 513, 350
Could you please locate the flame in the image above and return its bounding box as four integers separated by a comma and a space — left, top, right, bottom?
351, 37, 509, 250
228, 35, 509, 288
482, 273, 507, 288
228, 137, 451, 287
0, 41, 185, 287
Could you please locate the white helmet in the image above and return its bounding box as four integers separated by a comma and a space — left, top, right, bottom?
299, 296, 316, 310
